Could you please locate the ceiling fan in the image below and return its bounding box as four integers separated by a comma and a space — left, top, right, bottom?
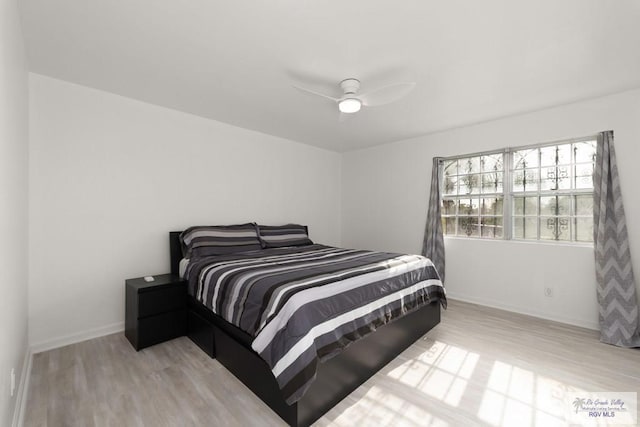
293, 78, 416, 117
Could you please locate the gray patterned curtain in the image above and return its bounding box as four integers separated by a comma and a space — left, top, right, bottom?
422, 157, 445, 283
594, 130, 640, 347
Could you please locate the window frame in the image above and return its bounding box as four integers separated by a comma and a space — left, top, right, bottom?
440, 135, 597, 245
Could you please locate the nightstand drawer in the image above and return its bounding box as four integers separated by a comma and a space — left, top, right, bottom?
138, 285, 186, 318
137, 310, 187, 349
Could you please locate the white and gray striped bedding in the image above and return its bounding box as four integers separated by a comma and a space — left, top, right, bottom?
184, 244, 446, 405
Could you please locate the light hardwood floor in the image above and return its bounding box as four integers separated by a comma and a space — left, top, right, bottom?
24, 300, 640, 427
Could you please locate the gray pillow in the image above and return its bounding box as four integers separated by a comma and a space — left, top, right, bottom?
180, 223, 262, 258
258, 224, 313, 248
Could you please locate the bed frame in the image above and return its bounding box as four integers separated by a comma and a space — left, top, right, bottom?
170, 232, 441, 427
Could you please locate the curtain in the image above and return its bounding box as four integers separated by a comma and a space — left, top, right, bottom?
594, 130, 640, 347
422, 157, 446, 283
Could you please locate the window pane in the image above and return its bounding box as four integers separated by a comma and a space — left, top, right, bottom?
513, 196, 538, 216
574, 141, 597, 163
576, 195, 593, 216
540, 217, 571, 241
458, 174, 480, 195
442, 217, 456, 235
540, 196, 571, 216
541, 145, 571, 166
540, 146, 556, 166
481, 197, 503, 215
541, 166, 571, 191
525, 218, 538, 239
513, 149, 539, 169
443, 175, 458, 195
481, 217, 503, 238
575, 217, 593, 242
575, 164, 594, 189
482, 154, 503, 172
481, 173, 503, 193
458, 198, 479, 215
444, 159, 458, 176
457, 217, 480, 237
513, 217, 538, 239
442, 199, 456, 215
460, 157, 480, 174
513, 168, 539, 192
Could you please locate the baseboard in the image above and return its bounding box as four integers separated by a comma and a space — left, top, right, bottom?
446, 293, 600, 331
12, 347, 32, 427
30, 321, 125, 354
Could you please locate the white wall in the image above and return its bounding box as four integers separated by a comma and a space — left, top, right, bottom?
28, 74, 342, 349
343, 88, 640, 330
0, 0, 29, 424
25, 70, 640, 349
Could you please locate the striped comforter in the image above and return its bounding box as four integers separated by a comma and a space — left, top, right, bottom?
184, 244, 446, 404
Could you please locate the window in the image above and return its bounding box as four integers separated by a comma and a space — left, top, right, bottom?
441, 136, 597, 243
442, 153, 504, 238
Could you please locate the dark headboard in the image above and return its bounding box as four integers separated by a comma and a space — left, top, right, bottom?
169, 231, 182, 276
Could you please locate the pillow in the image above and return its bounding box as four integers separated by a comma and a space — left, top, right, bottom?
180, 223, 262, 258
258, 224, 313, 248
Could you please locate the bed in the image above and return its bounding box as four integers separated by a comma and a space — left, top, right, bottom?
170, 226, 446, 426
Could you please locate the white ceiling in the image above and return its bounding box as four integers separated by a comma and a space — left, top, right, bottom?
20, 0, 640, 152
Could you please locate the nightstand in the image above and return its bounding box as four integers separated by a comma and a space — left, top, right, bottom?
125, 273, 187, 350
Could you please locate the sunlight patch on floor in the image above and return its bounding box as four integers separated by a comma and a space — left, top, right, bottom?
320, 340, 607, 427
327, 385, 450, 427
478, 359, 592, 427
386, 340, 479, 407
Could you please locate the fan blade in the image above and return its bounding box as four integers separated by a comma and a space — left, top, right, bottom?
293, 85, 340, 103
359, 82, 416, 107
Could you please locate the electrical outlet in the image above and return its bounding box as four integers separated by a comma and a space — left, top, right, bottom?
10, 368, 15, 397
544, 287, 553, 298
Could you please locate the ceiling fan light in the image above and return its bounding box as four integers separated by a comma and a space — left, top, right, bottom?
338, 98, 361, 113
